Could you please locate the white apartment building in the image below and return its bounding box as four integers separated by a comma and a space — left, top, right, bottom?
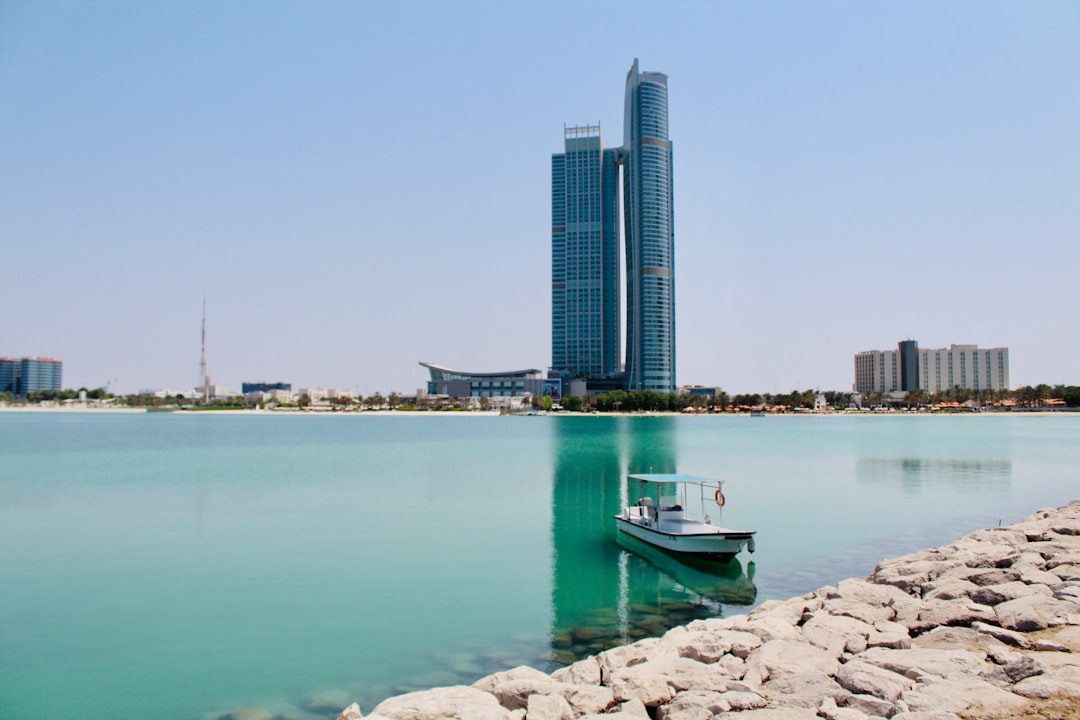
854, 343, 1009, 394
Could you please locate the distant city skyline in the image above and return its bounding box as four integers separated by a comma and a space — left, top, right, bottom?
2, 1, 1077, 394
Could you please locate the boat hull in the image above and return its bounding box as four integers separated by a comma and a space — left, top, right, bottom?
614, 516, 754, 562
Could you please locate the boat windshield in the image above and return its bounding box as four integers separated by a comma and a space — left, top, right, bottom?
629, 480, 682, 508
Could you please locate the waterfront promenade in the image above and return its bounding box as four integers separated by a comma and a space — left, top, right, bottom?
342, 500, 1080, 720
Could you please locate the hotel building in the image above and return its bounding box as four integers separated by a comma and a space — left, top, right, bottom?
552, 59, 675, 395
0, 356, 63, 395
854, 342, 1010, 394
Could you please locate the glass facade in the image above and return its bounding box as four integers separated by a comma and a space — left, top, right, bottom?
1, 357, 63, 395
623, 59, 675, 393
551, 60, 676, 395
551, 125, 621, 381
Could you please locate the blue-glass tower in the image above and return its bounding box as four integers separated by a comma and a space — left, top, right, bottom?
551, 124, 622, 381
552, 60, 674, 395
622, 59, 675, 393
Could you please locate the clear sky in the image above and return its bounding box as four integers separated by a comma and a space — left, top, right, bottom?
2, 0, 1077, 396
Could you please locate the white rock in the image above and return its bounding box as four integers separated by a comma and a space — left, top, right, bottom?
905, 599, 996, 633
720, 690, 767, 710
742, 639, 839, 687
559, 682, 615, 716
713, 708, 820, 719
1012, 665, 1080, 698
899, 674, 1030, 716
607, 668, 676, 706
656, 691, 728, 720
372, 686, 510, 720
525, 693, 573, 720
473, 666, 551, 695
618, 697, 651, 717
597, 640, 656, 677
337, 702, 363, 720
550, 656, 601, 685
969, 580, 1052, 606
835, 659, 914, 702
760, 671, 852, 709
920, 577, 977, 602
800, 612, 874, 658
857, 646, 990, 679
490, 677, 561, 710
846, 692, 896, 717
995, 594, 1078, 631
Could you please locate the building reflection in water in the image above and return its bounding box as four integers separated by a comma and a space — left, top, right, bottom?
549, 416, 755, 667
856, 457, 1012, 493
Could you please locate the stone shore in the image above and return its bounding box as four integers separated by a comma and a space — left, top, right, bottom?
339, 499, 1080, 720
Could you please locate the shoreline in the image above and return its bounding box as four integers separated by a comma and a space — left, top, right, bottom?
333, 500, 1080, 720
0, 405, 1075, 418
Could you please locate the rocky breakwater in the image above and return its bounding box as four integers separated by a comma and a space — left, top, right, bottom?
339, 500, 1080, 720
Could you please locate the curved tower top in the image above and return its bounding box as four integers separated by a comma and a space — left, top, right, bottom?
622, 59, 675, 393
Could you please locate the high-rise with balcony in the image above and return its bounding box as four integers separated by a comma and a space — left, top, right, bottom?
552, 60, 675, 395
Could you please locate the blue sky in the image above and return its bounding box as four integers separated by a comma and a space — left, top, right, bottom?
2, 0, 1077, 395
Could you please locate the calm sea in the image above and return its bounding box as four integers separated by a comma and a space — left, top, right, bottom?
1, 412, 1077, 719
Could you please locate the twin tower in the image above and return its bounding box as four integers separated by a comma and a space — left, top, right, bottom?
551, 59, 675, 395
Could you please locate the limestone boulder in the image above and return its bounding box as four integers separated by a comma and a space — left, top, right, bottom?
872, 559, 948, 593
742, 639, 839, 687
372, 686, 511, 720
489, 677, 562, 710
833, 577, 917, 608
970, 620, 1032, 648
714, 706, 823, 719
760, 671, 852, 709
607, 670, 676, 707
899, 675, 1030, 716
817, 696, 869, 720
995, 594, 1080, 631
912, 625, 1006, 654
1012, 664, 1080, 698
722, 690, 768, 711
904, 598, 997, 634
800, 612, 874, 657
664, 627, 762, 663
337, 703, 363, 720
559, 682, 615, 716
920, 576, 977, 602
968, 580, 1052, 606
867, 619, 912, 650
846, 693, 896, 718
597, 640, 656, 677
835, 659, 914, 702
525, 693, 574, 720
822, 597, 895, 625
473, 666, 551, 695
551, 656, 601, 686
963, 567, 1021, 587
656, 691, 726, 720
857, 646, 990, 679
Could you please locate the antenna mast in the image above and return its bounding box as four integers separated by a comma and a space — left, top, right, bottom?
199, 296, 208, 401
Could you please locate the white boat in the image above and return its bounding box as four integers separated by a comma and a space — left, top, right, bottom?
615, 474, 756, 562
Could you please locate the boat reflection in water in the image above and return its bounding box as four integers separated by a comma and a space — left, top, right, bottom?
548, 417, 757, 668
615, 532, 757, 606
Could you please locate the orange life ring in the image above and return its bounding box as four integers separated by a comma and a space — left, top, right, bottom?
714, 490, 726, 507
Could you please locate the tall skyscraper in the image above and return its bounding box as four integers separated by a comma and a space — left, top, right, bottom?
552, 60, 675, 395
622, 59, 675, 393
551, 125, 622, 381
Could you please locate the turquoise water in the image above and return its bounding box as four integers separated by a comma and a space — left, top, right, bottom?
1, 412, 1077, 719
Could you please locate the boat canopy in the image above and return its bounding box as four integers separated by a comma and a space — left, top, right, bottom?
628, 473, 724, 485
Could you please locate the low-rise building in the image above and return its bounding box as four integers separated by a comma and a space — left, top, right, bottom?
419, 362, 546, 399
